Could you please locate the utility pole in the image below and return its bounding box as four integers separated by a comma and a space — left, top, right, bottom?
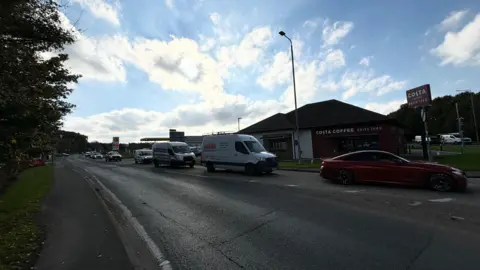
455, 102, 465, 154
237, 117, 242, 132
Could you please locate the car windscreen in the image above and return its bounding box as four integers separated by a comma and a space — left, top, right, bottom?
172, 145, 191, 153
139, 151, 152, 156
243, 141, 266, 153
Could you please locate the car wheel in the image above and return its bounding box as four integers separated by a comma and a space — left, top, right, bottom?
189, 163, 194, 168
245, 163, 256, 176
206, 162, 215, 172
135, 159, 138, 164
338, 169, 353, 185
429, 173, 453, 192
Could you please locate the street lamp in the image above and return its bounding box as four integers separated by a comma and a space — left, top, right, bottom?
279, 30, 301, 163
456, 90, 479, 143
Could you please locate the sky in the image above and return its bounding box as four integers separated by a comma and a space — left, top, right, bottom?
57, 0, 480, 143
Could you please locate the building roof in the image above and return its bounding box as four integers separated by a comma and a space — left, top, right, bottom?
240, 99, 398, 134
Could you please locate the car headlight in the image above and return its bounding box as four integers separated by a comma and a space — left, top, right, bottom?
451, 169, 463, 176
257, 157, 265, 161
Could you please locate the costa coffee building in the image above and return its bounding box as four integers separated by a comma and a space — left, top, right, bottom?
239, 99, 406, 160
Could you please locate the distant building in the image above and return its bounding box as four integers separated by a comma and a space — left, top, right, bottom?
140, 129, 203, 147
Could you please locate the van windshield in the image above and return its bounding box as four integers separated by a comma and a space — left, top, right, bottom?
172, 145, 191, 153
243, 141, 265, 153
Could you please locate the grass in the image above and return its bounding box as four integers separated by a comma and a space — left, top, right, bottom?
0, 165, 53, 270
434, 153, 480, 171
411, 144, 480, 170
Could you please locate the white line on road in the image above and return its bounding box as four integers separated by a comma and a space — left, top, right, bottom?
248, 180, 259, 183
409, 201, 422, 206
88, 175, 172, 269
428, 198, 454, 203
344, 190, 365, 193
286, 184, 299, 187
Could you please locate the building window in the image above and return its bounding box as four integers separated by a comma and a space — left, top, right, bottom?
270, 140, 287, 151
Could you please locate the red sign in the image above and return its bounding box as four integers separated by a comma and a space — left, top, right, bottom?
406, 84, 432, 108
315, 126, 383, 137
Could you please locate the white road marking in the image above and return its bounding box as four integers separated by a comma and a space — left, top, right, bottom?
428, 198, 454, 203
409, 201, 422, 206
87, 175, 172, 269
449, 215, 465, 221
248, 180, 259, 183
286, 184, 299, 187
344, 190, 365, 193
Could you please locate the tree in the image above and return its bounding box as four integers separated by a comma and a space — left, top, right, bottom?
0, 0, 80, 185
389, 93, 480, 141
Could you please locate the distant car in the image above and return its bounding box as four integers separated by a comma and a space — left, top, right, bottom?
190, 147, 202, 157
91, 152, 103, 159
62, 153, 70, 157
320, 150, 467, 192
134, 149, 153, 164
29, 158, 45, 167
106, 151, 122, 162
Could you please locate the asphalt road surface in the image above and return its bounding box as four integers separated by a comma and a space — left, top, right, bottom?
68, 155, 480, 270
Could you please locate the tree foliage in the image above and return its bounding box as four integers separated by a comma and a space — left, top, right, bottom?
0, 0, 80, 185
389, 92, 480, 140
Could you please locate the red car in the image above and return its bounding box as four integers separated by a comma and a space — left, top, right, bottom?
320, 150, 467, 192
29, 158, 46, 167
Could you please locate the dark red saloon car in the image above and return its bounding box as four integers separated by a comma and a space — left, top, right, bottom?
320, 150, 467, 192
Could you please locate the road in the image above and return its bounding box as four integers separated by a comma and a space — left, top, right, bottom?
66, 155, 480, 270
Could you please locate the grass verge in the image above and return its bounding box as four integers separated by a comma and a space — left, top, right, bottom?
434, 153, 480, 171
0, 165, 53, 270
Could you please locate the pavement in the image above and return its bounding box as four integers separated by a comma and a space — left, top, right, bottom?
54, 155, 480, 270
35, 161, 133, 270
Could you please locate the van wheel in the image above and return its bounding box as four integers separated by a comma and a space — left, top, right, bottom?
154, 160, 159, 168
245, 164, 256, 175
206, 162, 215, 172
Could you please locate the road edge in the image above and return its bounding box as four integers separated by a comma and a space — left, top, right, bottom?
79, 167, 172, 270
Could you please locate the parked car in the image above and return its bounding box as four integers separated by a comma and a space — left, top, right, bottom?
92, 152, 103, 159
29, 158, 46, 167
320, 150, 467, 192
105, 151, 122, 162
190, 146, 202, 157
134, 149, 153, 164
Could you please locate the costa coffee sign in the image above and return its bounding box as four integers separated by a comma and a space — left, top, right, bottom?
315, 126, 382, 136
406, 84, 432, 109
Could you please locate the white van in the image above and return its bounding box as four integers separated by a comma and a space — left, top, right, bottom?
134, 149, 153, 164
201, 133, 278, 175
152, 141, 196, 168
439, 134, 461, 144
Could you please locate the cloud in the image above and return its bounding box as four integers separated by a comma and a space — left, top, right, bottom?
52, 13, 127, 82
322, 20, 354, 46
359, 56, 373, 66
340, 69, 408, 100
72, 0, 121, 26
165, 0, 173, 9
364, 99, 405, 115
431, 13, 480, 67
439, 9, 469, 31
216, 26, 273, 72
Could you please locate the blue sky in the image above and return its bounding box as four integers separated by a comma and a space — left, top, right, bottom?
60, 0, 480, 142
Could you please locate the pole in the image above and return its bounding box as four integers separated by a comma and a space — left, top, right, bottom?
455, 102, 465, 154
288, 38, 302, 164
421, 107, 432, 161
237, 117, 242, 132
470, 92, 479, 143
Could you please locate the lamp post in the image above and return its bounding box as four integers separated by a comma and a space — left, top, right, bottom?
456, 90, 479, 144
53, 133, 63, 165
238, 117, 242, 132
279, 30, 301, 163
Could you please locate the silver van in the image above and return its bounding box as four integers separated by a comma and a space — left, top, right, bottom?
152, 141, 196, 168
